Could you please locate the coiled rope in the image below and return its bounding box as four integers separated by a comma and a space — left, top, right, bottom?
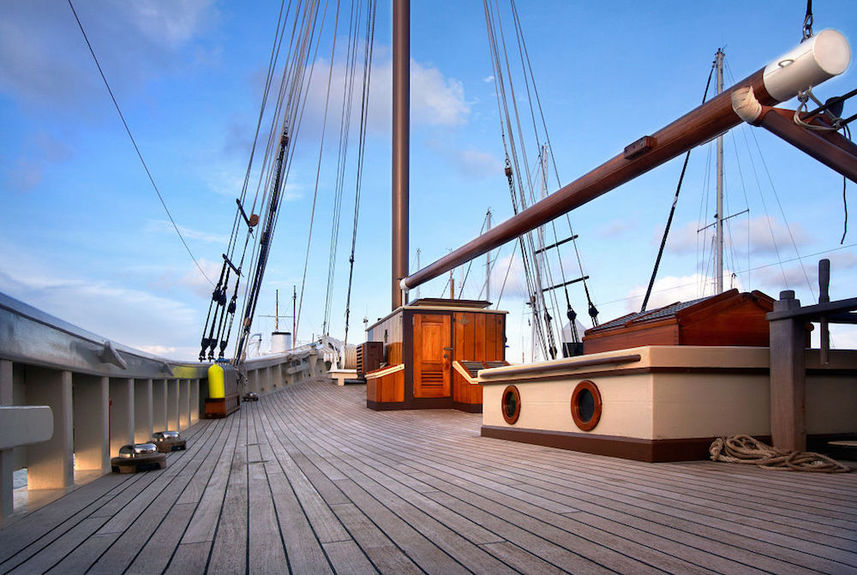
709, 435, 851, 473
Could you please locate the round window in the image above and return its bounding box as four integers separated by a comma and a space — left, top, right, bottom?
570, 380, 602, 431
501, 385, 521, 425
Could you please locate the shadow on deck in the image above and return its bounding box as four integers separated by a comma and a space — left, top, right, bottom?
1, 380, 855, 574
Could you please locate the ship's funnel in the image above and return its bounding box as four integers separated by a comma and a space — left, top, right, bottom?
271, 331, 292, 353
763, 29, 851, 101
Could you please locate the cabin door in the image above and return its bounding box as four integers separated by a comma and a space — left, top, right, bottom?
413, 314, 451, 398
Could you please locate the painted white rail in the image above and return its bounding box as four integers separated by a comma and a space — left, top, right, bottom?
0, 291, 335, 521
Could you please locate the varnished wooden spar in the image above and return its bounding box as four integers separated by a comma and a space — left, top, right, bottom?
732, 86, 857, 183
403, 31, 851, 293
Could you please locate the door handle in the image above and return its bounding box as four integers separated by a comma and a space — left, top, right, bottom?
443, 347, 453, 351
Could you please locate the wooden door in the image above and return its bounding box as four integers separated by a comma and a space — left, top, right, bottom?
413, 314, 451, 398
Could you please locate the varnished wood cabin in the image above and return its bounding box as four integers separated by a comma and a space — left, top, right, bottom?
363, 298, 507, 412
582, 289, 777, 354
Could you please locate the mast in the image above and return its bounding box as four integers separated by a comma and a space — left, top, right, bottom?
715, 48, 725, 294
292, 285, 296, 347
392, 0, 410, 309
485, 210, 492, 302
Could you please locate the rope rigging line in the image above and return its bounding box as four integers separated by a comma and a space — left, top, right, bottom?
456, 211, 491, 298
508, 0, 597, 328
642, 59, 716, 312
322, 0, 364, 336
489, 0, 596, 359
67, 0, 213, 289
342, 0, 377, 348
484, 1, 549, 359
296, 0, 343, 345
226, 0, 332, 362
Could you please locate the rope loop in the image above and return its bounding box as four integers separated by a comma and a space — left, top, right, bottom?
710, 435, 851, 473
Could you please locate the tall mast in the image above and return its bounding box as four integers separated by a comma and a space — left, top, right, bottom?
415, 248, 421, 300
485, 209, 492, 302
392, 0, 410, 309
715, 48, 725, 294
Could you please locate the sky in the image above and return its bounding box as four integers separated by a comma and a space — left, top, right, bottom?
1, 0, 856, 362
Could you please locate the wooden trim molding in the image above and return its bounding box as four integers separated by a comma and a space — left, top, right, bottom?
501, 385, 521, 425
364, 363, 405, 380
570, 380, 602, 431
481, 425, 776, 462
480, 354, 642, 381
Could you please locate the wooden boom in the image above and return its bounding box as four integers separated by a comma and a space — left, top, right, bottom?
402, 30, 851, 294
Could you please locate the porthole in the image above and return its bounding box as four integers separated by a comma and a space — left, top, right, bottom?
570, 380, 602, 431
501, 385, 521, 425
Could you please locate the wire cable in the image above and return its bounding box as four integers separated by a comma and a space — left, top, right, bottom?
67, 0, 213, 286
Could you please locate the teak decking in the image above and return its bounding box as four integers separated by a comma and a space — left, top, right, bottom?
1, 380, 855, 574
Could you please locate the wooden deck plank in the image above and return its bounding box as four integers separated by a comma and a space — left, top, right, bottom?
322, 540, 378, 575
206, 409, 249, 574
85, 418, 229, 573
246, 406, 289, 575
179, 417, 239, 545
282, 382, 844, 572
1, 379, 856, 574
0, 419, 218, 572
4, 516, 111, 574
125, 502, 197, 575
329, 501, 424, 575
44, 533, 118, 575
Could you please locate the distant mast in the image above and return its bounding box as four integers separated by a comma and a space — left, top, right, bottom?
715, 48, 725, 294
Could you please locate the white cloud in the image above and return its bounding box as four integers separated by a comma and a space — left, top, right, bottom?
180, 258, 224, 299
623, 272, 740, 313
667, 215, 811, 258
0, 0, 215, 109
0, 266, 200, 360
126, 0, 215, 48
300, 55, 470, 135
597, 218, 635, 239
145, 219, 229, 245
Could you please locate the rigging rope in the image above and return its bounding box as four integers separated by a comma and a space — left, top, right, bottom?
297, 0, 343, 345
67, 0, 213, 288
342, 0, 377, 348
642, 59, 716, 312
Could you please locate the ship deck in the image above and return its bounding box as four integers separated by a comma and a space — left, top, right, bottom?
1, 380, 856, 574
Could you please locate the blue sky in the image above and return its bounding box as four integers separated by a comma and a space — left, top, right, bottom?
1, 0, 855, 361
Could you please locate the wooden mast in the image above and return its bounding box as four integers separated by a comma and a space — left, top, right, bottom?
715, 48, 725, 294
392, 0, 409, 309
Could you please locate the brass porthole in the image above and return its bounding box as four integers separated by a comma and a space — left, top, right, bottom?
501, 385, 521, 425
570, 380, 602, 431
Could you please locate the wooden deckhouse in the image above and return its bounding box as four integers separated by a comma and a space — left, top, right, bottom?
582, 289, 777, 354
363, 298, 506, 411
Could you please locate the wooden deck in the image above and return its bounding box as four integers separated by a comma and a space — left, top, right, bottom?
1, 379, 855, 574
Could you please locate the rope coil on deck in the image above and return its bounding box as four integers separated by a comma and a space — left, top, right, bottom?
710, 435, 852, 473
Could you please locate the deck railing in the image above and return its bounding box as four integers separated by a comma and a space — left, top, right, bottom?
0, 291, 328, 521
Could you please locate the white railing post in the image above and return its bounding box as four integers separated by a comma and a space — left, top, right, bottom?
72, 375, 109, 473
109, 378, 135, 457
1, 360, 14, 518
134, 379, 153, 444
27, 369, 73, 489
190, 379, 199, 424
